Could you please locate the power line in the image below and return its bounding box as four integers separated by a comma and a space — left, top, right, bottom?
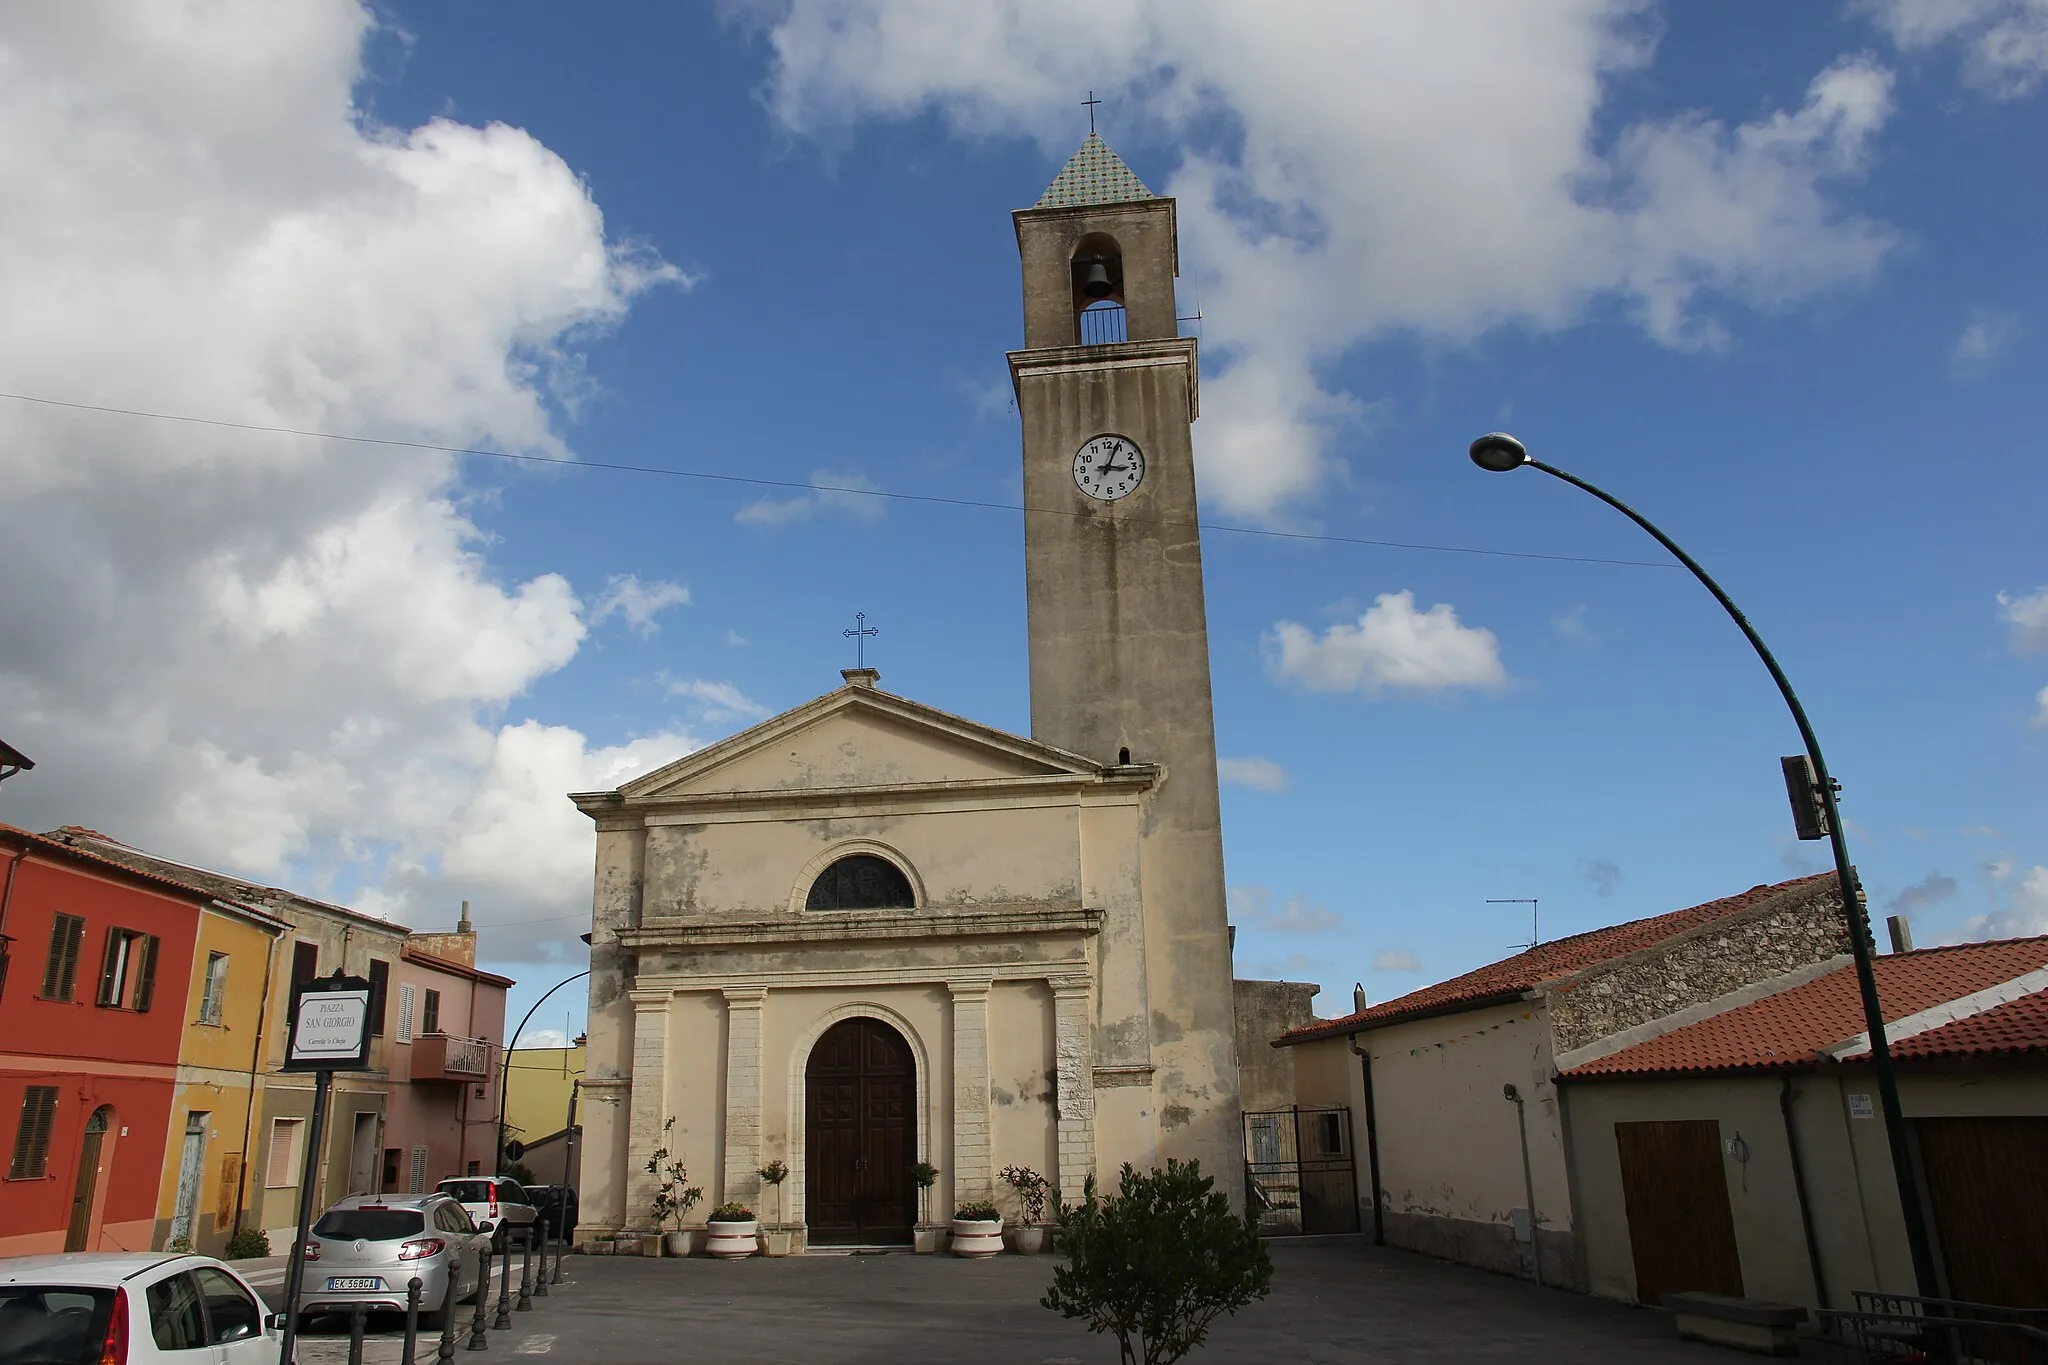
0, 390, 1677, 570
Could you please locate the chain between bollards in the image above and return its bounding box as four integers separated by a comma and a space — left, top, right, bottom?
517, 1230, 533, 1311
400, 1277, 422, 1365
493, 1235, 513, 1331
465, 1242, 489, 1351
346, 1304, 368, 1365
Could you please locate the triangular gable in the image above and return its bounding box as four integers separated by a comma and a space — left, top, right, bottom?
616, 683, 1102, 802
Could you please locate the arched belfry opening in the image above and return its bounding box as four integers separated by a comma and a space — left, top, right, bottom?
1071, 232, 1128, 344
804, 1016, 917, 1246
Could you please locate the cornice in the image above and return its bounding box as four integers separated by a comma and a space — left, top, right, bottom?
619, 906, 1103, 951
1007, 336, 1199, 419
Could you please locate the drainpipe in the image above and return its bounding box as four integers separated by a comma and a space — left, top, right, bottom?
1781, 1073, 1830, 1309
231, 918, 282, 1237
0, 845, 26, 1001
1503, 1083, 1544, 1287
1349, 1034, 1385, 1245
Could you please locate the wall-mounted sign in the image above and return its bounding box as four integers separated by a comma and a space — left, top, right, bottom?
1847, 1092, 1875, 1120
283, 972, 373, 1072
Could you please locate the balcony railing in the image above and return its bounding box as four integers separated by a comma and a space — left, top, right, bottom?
410, 1032, 490, 1082
1079, 302, 1128, 345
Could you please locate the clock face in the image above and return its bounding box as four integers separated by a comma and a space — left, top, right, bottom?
1073, 434, 1146, 502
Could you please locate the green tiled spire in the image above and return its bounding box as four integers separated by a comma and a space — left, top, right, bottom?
1033, 133, 1156, 209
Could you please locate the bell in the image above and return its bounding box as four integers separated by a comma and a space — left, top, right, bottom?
1080, 260, 1114, 299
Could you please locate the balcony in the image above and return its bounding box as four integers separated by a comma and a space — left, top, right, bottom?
410, 1032, 490, 1083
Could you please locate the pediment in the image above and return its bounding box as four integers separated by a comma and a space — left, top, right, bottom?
613, 684, 1101, 803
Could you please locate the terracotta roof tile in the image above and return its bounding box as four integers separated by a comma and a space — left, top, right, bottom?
1563, 937, 2048, 1077
1280, 874, 1835, 1044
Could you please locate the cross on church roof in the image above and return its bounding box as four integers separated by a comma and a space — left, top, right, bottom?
1082, 90, 1102, 135
843, 611, 878, 669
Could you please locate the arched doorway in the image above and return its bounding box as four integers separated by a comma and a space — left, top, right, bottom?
804, 1017, 916, 1245
65, 1106, 114, 1252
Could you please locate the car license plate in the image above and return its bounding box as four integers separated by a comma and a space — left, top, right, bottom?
327, 1277, 381, 1292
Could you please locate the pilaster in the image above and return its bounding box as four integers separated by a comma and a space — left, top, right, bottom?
949, 977, 995, 1205
623, 988, 671, 1233
722, 986, 768, 1208
1051, 975, 1097, 1205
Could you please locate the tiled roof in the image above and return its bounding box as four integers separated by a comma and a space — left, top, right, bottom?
1280, 874, 1836, 1044
1033, 133, 1156, 209
2, 821, 246, 910
1563, 937, 2048, 1077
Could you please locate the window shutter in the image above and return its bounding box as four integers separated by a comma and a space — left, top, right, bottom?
409, 1145, 429, 1194
11, 1086, 59, 1179
266, 1118, 302, 1187
57, 915, 84, 1000
96, 927, 125, 1006
133, 934, 160, 1012
42, 915, 83, 1000
367, 959, 389, 1037
421, 989, 441, 1037
395, 983, 416, 1044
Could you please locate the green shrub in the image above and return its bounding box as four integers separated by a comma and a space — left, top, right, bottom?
223, 1228, 271, 1260
1000, 1164, 1052, 1224
1042, 1159, 1273, 1365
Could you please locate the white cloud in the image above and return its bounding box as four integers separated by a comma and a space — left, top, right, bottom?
1268, 591, 1506, 697
1962, 864, 2048, 938
1582, 857, 1623, 898
1239, 951, 1325, 983
745, 1, 1900, 514
1889, 870, 1958, 913
665, 678, 773, 726
0, 2, 684, 959
512, 1028, 575, 1051
1999, 587, 2048, 724
1373, 947, 1422, 974
735, 468, 885, 525
1230, 884, 1341, 935
1953, 308, 2024, 366
1863, 0, 2048, 96
592, 574, 691, 636
1554, 604, 1597, 645
1217, 755, 1287, 793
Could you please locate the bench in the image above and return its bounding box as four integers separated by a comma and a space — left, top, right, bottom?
1663, 1292, 1808, 1356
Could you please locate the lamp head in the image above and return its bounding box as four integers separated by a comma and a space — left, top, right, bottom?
1469, 432, 1529, 473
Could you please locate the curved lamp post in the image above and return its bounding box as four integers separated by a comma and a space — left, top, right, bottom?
1467, 431, 1939, 1300
495, 970, 590, 1172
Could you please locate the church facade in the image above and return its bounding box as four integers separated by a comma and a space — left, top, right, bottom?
572, 135, 1243, 1248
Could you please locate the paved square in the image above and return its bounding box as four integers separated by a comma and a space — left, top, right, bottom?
285, 1242, 1732, 1363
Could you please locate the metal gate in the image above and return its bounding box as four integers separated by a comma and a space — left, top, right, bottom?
1244, 1106, 1358, 1236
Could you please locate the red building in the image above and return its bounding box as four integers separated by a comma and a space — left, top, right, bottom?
0, 825, 206, 1255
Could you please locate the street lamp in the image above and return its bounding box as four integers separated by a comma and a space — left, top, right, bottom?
1467, 431, 1940, 1300
495, 970, 590, 1172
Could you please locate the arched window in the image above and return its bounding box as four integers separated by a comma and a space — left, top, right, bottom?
805, 854, 915, 911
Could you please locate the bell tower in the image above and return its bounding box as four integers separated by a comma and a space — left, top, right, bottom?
1008, 134, 1240, 1184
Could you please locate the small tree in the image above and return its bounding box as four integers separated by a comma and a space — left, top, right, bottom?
1000, 1164, 1052, 1226
758, 1159, 789, 1226
645, 1117, 702, 1232
911, 1160, 939, 1225
1042, 1159, 1273, 1365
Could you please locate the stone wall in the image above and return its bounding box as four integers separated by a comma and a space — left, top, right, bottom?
1548, 882, 1851, 1054
1232, 978, 1322, 1112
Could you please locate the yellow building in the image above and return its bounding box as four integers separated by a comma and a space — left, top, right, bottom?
502, 1042, 585, 1186
155, 898, 289, 1254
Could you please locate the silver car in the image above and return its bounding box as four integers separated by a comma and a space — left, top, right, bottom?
293, 1193, 490, 1328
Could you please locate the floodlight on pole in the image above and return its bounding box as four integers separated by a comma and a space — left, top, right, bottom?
1464, 430, 1941, 1300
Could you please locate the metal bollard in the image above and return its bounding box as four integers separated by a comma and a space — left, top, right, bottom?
493, 1236, 513, 1331
400, 1277, 422, 1365
534, 1220, 549, 1299
346, 1304, 368, 1365
551, 1217, 567, 1286
437, 1263, 460, 1363
516, 1230, 532, 1311
465, 1244, 489, 1351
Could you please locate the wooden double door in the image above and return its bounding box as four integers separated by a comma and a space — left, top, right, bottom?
1615, 1119, 1744, 1305
805, 1017, 916, 1245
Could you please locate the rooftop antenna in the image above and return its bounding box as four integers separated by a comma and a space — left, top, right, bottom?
1489, 898, 1540, 951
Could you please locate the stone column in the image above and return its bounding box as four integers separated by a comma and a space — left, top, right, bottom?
949, 978, 994, 1205
623, 988, 671, 1233
1051, 976, 1097, 1206
721, 987, 768, 1209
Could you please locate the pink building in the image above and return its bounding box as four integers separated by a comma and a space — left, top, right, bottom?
375, 929, 512, 1195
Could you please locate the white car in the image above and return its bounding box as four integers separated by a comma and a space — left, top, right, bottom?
0, 1251, 277, 1363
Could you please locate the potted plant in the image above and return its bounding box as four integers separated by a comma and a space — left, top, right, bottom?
950, 1199, 1003, 1259
757, 1160, 794, 1256
911, 1160, 944, 1253
1000, 1164, 1053, 1254
705, 1201, 758, 1259
646, 1116, 703, 1257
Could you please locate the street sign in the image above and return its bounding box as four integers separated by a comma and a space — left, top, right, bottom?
503, 1139, 525, 1162
283, 972, 373, 1073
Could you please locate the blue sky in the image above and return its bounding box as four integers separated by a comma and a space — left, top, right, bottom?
2, 2, 2044, 1044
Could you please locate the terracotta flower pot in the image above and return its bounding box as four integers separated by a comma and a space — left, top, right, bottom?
950, 1217, 1003, 1259
705, 1219, 758, 1259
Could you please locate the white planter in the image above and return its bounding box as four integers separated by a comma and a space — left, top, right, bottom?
637, 1234, 664, 1259
759, 1226, 796, 1258
913, 1224, 949, 1255
1003, 1225, 1048, 1255
662, 1230, 697, 1258
705, 1219, 758, 1259
950, 1218, 1003, 1259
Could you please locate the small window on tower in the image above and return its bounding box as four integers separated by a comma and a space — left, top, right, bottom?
805, 854, 915, 912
